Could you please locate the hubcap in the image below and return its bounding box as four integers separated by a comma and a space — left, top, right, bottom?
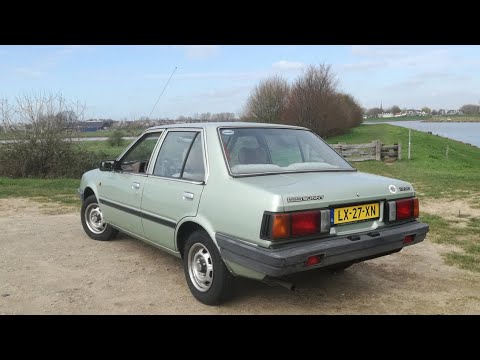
85, 203, 106, 234
188, 243, 213, 292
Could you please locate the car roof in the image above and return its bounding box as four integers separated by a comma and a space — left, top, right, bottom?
143, 122, 308, 132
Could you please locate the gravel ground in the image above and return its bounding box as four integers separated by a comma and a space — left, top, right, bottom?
0, 198, 479, 314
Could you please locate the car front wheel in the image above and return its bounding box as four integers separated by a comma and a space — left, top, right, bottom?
183, 230, 233, 305
81, 195, 118, 241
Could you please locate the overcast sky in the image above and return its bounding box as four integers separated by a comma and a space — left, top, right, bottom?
1, 45, 479, 119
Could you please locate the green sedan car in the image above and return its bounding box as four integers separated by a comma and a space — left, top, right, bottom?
78, 122, 429, 305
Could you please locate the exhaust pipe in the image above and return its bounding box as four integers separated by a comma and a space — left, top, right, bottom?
263, 276, 296, 291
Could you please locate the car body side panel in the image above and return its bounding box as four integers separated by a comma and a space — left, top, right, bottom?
97, 171, 146, 236
141, 177, 204, 250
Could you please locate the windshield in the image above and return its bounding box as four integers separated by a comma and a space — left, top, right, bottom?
219, 127, 355, 176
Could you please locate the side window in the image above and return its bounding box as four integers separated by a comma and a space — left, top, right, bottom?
182, 135, 205, 182
119, 132, 161, 173
153, 131, 201, 179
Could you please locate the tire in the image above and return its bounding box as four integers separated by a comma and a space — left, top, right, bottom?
183, 230, 233, 305
81, 195, 118, 241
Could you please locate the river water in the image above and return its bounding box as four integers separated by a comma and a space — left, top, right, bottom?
365, 121, 480, 148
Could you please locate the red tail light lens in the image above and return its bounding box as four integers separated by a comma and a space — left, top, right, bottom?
267, 210, 330, 240
291, 211, 320, 237
394, 198, 419, 221
396, 199, 413, 220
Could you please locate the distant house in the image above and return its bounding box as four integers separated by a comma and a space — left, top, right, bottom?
379, 112, 393, 118
76, 121, 107, 132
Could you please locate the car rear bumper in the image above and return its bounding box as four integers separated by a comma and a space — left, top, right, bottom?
216, 220, 429, 277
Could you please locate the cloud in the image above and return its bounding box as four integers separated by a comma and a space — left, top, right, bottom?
14, 67, 45, 78
340, 61, 387, 71
351, 45, 406, 57
12, 45, 94, 79
272, 60, 306, 71
144, 71, 265, 81
175, 45, 220, 59
197, 85, 252, 99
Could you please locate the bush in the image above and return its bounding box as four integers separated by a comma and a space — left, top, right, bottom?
0, 92, 102, 178
0, 139, 103, 178
108, 130, 125, 147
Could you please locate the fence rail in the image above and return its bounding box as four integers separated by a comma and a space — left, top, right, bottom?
332, 140, 401, 162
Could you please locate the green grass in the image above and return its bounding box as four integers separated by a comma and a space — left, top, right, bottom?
78, 128, 145, 137
419, 213, 480, 272
0, 177, 80, 207
326, 124, 480, 199
74, 139, 133, 159
327, 124, 480, 273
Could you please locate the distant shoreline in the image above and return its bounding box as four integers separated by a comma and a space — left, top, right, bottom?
423, 118, 480, 123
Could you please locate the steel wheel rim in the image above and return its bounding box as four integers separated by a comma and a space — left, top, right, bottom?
188, 243, 213, 292
85, 203, 106, 234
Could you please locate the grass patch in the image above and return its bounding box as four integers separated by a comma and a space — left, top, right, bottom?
326, 124, 480, 199
420, 212, 480, 272
74, 139, 133, 159
78, 128, 145, 138
444, 252, 480, 272
0, 177, 79, 207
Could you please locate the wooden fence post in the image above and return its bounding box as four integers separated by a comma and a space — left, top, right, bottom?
375, 140, 381, 161
397, 142, 402, 160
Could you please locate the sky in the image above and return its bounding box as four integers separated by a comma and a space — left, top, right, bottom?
1, 45, 479, 119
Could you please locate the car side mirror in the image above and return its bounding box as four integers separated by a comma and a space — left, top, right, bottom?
99, 160, 118, 171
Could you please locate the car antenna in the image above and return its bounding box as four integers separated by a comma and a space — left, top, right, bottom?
148, 66, 178, 119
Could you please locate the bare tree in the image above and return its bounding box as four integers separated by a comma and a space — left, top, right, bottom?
366, 107, 383, 118
421, 107, 431, 114
243, 75, 290, 123
460, 104, 479, 115
0, 92, 94, 178
390, 105, 401, 114
282, 64, 341, 136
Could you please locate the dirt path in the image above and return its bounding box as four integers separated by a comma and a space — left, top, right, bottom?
0, 198, 478, 314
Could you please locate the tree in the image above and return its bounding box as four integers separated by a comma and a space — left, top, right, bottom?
243, 75, 290, 123
366, 107, 382, 118
281, 64, 362, 137
389, 105, 401, 114
0, 92, 97, 178
460, 104, 479, 115
431, 109, 438, 115
421, 107, 431, 114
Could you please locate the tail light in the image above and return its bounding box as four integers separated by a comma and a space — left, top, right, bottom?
386, 198, 419, 222
262, 210, 330, 240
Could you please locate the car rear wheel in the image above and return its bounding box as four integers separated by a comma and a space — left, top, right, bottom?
81, 195, 118, 241
183, 230, 233, 305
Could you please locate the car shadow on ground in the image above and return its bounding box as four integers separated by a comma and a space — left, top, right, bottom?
112, 232, 397, 310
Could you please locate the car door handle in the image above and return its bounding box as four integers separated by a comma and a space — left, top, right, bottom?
183, 192, 194, 200
132, 182, 140, 190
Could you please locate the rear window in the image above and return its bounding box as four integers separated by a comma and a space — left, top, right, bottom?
219, 127, 355, 176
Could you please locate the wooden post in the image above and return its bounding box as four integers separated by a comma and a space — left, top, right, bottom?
446, 145, 449, 160
375, 140, 381, 161
408, 128, 411, 160
397, 142, 402, 160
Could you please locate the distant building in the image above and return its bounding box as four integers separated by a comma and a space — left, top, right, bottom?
76, 121, 107, 132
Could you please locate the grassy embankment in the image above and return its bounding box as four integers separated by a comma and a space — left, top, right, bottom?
327, 124, 480, 272
1, 124, 479, 271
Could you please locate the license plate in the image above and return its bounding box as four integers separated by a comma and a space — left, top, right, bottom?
331, 202, 380, 225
